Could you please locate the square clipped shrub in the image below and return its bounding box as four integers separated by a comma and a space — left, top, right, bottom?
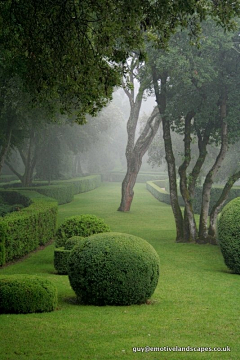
54, 236, 87, 274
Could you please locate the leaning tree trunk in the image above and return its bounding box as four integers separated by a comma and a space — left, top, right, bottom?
118, 156, 142, 211
118, 107, 161, 211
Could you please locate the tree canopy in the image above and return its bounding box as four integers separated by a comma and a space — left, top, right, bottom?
0, 1, 239, 121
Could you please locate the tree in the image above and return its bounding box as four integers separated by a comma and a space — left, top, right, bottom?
117, 56, 161, 211
148, 21, 240, 243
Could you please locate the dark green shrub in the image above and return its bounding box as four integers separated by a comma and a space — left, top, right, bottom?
55, 214, 110, 248
0, 275, 58, 314
218, 197, 240, 274
65, 236, 85, 250
68, 232, 160, 306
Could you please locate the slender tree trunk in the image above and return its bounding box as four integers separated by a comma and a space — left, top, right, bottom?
198, 97, 228, 243
178, 111, 197, 242
152, 65, 184, 242
208, 169, 240, 242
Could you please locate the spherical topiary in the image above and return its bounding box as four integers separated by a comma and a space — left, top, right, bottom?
218, 197, 240, 274
67, 232, 160, 306
64, 236, 85, 250
0, 275, 58, 314
55, 214, 110, 248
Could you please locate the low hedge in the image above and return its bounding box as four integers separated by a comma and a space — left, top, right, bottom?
103, 171, 168, 183
68, 232, 160, 306
147, 181, 240, 215
2, 175, 102, 204
218, 198, 240, 274
146, 181, 185, 207
55, 214, 110, 248
0, 175, 18, 183
54, 175, 101, 195
193, 186, 240, 214
54, 236, 84, 274
0, 190, 58, 266
0, 275, 58, 313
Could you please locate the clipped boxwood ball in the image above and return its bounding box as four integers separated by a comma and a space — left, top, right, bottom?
0, 275, 58, 314
55, 214, 110, 248
218, 197, 240, 274
68, 232, 160, 306
64, 236, 85, 250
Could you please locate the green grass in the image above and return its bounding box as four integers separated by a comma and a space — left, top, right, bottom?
0, 182, 239, 359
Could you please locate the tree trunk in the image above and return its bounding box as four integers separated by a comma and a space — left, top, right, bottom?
178, 111, 197, 242
118, 159, 141, 211
152, 65, 184, 242
198, 116, 228, 243
5, 127, 39, 187
208, 169, 240, 242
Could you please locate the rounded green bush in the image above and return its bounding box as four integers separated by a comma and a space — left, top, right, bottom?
218, 197, 240, 274
68, 232, 160, 306
64, 236, 85, 250
55, 214, 110, 248
0, 275, 58, 314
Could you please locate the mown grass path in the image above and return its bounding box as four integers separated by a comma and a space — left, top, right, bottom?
0, 182, 239, 360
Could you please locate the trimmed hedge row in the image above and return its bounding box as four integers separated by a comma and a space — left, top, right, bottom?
147, 181, 240, 215
54, 175, 101, 195
0, 190, 58, 266
0, 275, 58, 313
2, 175, 102, 205
0, 175, 18, 183
103, 172, 168, 183
146, 181, 185, 207
193, 186, 240, 214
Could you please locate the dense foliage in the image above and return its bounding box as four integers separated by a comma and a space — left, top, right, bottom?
218, 198, 240, 274
68, 232, 160, 306
0, 275, 57, 314
55, 214, 110, 248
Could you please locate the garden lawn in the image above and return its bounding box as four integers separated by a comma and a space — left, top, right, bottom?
0, 182, 239, 360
